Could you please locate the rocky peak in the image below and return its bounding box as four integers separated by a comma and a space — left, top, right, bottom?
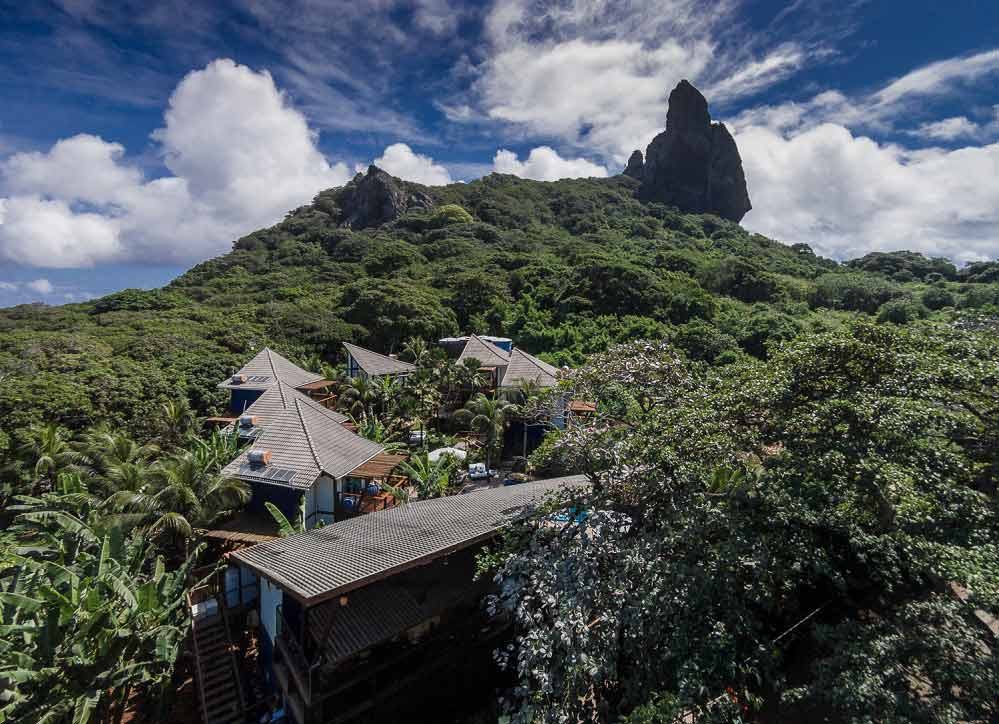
623, 150, 645, 179
629, 80, 751, 222
336, 165, 434, 229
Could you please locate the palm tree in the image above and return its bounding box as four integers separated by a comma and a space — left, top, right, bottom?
116, 450, 249, 555
455, 393, 515, 470
339, 375, 379, 419
373, 375, 401, 417
402, 337, 432, 367
501, 380, 544, 458
159, 398, 197, 447
15, 422, 76, 493
73, 425, 159, 491
397, 451, 458, 499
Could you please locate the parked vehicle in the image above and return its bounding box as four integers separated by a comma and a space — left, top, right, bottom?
467, 462, 496, 481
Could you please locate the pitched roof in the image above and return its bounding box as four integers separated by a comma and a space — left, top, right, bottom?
343, 342, 417, 377
222, 389, 383, 488
238, 383, 348, 428
457, 334, 510, 368
231, 474, 589, 605
501, 347, 560, 388
218, 347, 324, 390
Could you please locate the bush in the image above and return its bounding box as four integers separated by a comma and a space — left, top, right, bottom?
810, 272, 902, 314
877, 298, 929, 324
920, 286, 955, 310
430, 204, 474, 227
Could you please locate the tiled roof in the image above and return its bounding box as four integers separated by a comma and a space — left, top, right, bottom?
225, 383, 347, 434
231, 474, 589, 604
308, 555, 487, 664
218, 347, 324, 390
343, 342, 416, 377
501, 347, 560, 388
457, 334, 510, 368
222, 389, 382, 489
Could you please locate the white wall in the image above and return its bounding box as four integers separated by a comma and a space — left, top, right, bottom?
260, 577, 283, 643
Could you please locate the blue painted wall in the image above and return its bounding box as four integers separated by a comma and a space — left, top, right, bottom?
229, 388, 264, 414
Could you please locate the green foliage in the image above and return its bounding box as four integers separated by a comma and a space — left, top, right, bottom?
494, 324, 999, 723
0, 485, 205, 722
430, 203, 474, 227
877, 297, 929, 324
921, 285, 956, 310
810, 271, 902, 313
846, 250, 958, 281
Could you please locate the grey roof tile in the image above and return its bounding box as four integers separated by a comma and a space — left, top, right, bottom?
343, 342, 416, 377
231, 475, 589, 604
218, 347, 324, 390
457, 334, 510, 368
501, 347, 559, 388
222, 386, 382, 488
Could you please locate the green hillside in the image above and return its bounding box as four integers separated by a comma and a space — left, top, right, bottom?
1, 171, 997, 454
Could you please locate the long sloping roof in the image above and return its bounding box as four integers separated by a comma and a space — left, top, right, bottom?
457, 334, 510, 368
343, 342, 416, 377
222, 388, 382, 488
501, 348, 560, 388
227, 383, 347, 432
218, 347, 324, 390
232, 474, 588, 604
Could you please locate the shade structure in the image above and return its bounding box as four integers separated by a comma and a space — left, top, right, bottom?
428, 446, 467, 463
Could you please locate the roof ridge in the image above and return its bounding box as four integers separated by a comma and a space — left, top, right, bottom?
265, 347, 280, 381
295, 397, 324, 470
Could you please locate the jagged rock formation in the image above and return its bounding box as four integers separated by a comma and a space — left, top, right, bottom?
629, 80, 751, 222
336, 165, 434, 229
623, 150, 645, 179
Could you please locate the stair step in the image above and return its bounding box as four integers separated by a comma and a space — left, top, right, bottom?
204, 667, 236, 686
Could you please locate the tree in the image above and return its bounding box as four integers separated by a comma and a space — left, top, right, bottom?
158, 399, 197, 448
401, 337, 432, 367
339, 375, 379, 420
266, 495, 307, 537
396, 451, 458, 499
113, 451, 249, 556
488, 324, 999, 723
14, 423, 76, 494
921, 286, 956, 310
0, 490, 204, 723
455, 393, 515, 469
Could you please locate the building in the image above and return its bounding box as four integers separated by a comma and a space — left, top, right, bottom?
219, 382, 407, 531
342, 342, 416, 381
220, 347, 335, 414
229, 474, 587, 724
450, 334, 560, 391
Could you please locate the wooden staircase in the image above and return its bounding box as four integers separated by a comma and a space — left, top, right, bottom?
190, 587, 246, 724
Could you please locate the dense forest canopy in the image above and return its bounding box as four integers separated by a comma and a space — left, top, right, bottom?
2, 171, 997, 467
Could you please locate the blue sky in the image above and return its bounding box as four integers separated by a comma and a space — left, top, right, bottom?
1, 0, 998, 306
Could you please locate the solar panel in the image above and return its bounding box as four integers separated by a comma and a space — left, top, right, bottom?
237, 463, 299, 483
245, 375, 272, 384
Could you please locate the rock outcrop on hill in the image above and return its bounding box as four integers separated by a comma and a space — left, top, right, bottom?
628, 80, 751, 222
623, 150, 645, 179
337, 165, 434, 229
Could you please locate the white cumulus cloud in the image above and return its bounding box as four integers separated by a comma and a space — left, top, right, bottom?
26, 278, 54, 294
738, 123, 999, 263
367, 143, 454, 185
493, 147, 608, 181
0, 58, 352, 268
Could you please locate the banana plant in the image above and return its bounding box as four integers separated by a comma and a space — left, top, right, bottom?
0, 492, 204, 724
